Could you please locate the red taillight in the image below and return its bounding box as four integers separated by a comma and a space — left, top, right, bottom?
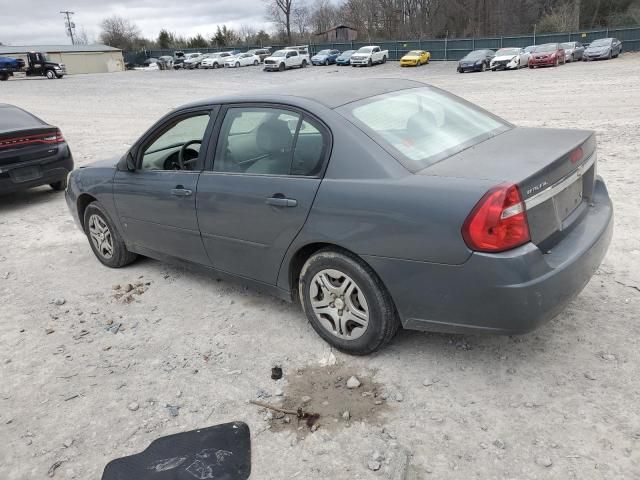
0, 129, 64, 149
462, 184, 530, 253
569, 146, 583, 164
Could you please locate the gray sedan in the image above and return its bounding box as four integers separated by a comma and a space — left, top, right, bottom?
65, 79, 613, 354
583, 38, 622, 60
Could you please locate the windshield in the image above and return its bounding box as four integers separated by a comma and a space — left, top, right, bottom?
406, 51, 422, 56
496, 48, 519, 56
317, 50, 330, 55
271, 50, 286, 57
534, 44, 558, 53
561, 43, 574, 49
340, 50, 355, 56
357, 47, 373, 53
462, 51, 486, 60
590, 38, 611, 47
337, 87, 510, 172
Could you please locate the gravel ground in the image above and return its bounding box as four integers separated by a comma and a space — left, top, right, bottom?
1, 55, 639, 479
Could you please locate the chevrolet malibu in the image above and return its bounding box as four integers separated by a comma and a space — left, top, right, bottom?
65, 79, 613, 354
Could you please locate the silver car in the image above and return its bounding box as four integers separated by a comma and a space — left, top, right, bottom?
561, 42, 585, 62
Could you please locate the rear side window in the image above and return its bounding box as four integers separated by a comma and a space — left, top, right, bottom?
337, 87, 509, 172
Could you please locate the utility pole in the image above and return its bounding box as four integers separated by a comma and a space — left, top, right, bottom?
60, 11, 76, 45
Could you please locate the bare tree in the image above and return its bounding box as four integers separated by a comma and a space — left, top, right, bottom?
99, 16, 141, 50
238, 24, 257, 44
266, 0, 294, 42
292, 3, 312, 36
75, 27, 90, 45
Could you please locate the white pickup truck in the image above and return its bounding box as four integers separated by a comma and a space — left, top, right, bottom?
263, 47, 310, 71
350, 46, 389, 67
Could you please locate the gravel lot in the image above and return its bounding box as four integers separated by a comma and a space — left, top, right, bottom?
1, 55, 639, 479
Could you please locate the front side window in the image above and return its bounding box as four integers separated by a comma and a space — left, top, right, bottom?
141, 114, 210, 171
337, 87, 510, 172
214, 107, 326, 176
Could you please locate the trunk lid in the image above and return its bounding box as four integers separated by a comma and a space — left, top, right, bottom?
421, 127, 598, 249
0, 126, 61, 169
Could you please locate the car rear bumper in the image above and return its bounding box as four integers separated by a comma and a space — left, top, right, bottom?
0, 146, 73, 193
364, 178, 613, 335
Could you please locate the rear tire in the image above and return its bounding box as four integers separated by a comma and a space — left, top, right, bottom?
301, 59, 308, 68
83, 202, 137, 268
382, 56, 387, 64
50, 177, 67, 191
299, 249, 399, 355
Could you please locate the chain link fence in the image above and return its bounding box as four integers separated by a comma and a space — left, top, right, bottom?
124, 25, 640, 66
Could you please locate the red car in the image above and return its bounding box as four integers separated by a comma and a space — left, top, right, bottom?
529, 43, 566, 68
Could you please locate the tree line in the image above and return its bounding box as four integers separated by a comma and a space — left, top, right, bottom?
99, 0, 640, 50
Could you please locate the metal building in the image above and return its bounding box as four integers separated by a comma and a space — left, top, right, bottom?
0, 44, 124, 75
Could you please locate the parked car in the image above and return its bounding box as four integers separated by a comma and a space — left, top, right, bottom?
312, 49, 341, 66
174, 52, 201, 69
1, 104, 73, 193
457, 49, 495, 72
224, 53, 261, 68
65, 78, 612, 355
156, 56, 174, 70
263, 49, 309, 71
201, 52, 233, 69
184, 53, 206, 69
529, 43, 566, 68
400, 50, 430, 67
490, 47, 528, 70
523, 45, 537, 55
247, 48, 272, 62
583, 38, 622, 61
561, 41, 585, 62
350, 46, 388, 67
336, 50, 356, 66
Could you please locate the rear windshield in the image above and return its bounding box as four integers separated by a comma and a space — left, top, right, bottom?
0, 106, 44, 130
336, 87, 510, 172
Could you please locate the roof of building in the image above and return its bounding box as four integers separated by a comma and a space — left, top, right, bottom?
0, 44, 121, 54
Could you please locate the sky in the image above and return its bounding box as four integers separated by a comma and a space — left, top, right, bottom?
0, 0, 273, 45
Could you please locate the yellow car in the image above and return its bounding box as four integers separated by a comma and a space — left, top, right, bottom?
400, 50, 431, 67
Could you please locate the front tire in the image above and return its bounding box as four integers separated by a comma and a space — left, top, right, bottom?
299, 249, 399, 355
45, 69, 55, 79
254, 60, 259, 66
279, 62, 285, 72
83, 202, 137, 268
367, 58, 372, 67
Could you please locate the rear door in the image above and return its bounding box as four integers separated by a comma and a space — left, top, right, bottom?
196, 104, 331, 284
113, 108, 216, 264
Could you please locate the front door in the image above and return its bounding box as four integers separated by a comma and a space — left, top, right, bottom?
196, 105, 330, 284
113, 109, 215, 265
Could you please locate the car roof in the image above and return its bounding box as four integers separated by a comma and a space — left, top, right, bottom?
0, 104, 47, 130
182, 78, 425, 110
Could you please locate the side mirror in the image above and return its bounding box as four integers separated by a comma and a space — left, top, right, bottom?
125, 151, 136, 172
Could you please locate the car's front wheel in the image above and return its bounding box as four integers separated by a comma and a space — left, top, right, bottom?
83, 202, 137, 268
299, 249, 399, 355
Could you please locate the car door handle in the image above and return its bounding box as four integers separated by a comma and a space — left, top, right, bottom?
171, 188, 192, 197
266, 196, 297, 207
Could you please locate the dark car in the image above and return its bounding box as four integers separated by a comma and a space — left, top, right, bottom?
248, 48, 272, 62
457, 49, 495, 72
65, 79, 612, 354
583, 38, 622, 61
529, 43, 566, 68
1, 104, 73, 193
336, 50, 356, 66
561, 41, 585, 62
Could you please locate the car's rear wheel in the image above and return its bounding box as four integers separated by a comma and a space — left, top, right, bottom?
83, 202, 137, 268
50, 177, 67, 191
302, 59, 308, 68
299, 249, 399, 355
382, 56, 387, 64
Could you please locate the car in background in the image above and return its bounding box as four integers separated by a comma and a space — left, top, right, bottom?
350, 46, 388, 67
0, 104, 73, 193
247, 48, 272, 62
400, 50, 430, 67
583, 38, 622, 61
156, 56, 174, 70
263, 48, 309, 71
524, 45, 537, 55
312, 49, 341, 66
490, 47, 528, 70
184, 53, 208, 69
336, 50, 355, 66
176, 52, 202, 69
561, 41, 585, 62
224, 53, 261, 68
529, 43, 566, 68
64, 78, 613, 354
201, 52, 233, 69
457, 49, 495, 72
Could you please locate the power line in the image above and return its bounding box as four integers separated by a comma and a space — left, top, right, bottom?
60, 10, 76, 45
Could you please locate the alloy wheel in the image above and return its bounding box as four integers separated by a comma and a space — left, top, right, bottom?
88, 214, 114, 259
308, 269, 369, 340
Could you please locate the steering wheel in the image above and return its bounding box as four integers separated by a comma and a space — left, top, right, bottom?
178, 140, 202, 170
